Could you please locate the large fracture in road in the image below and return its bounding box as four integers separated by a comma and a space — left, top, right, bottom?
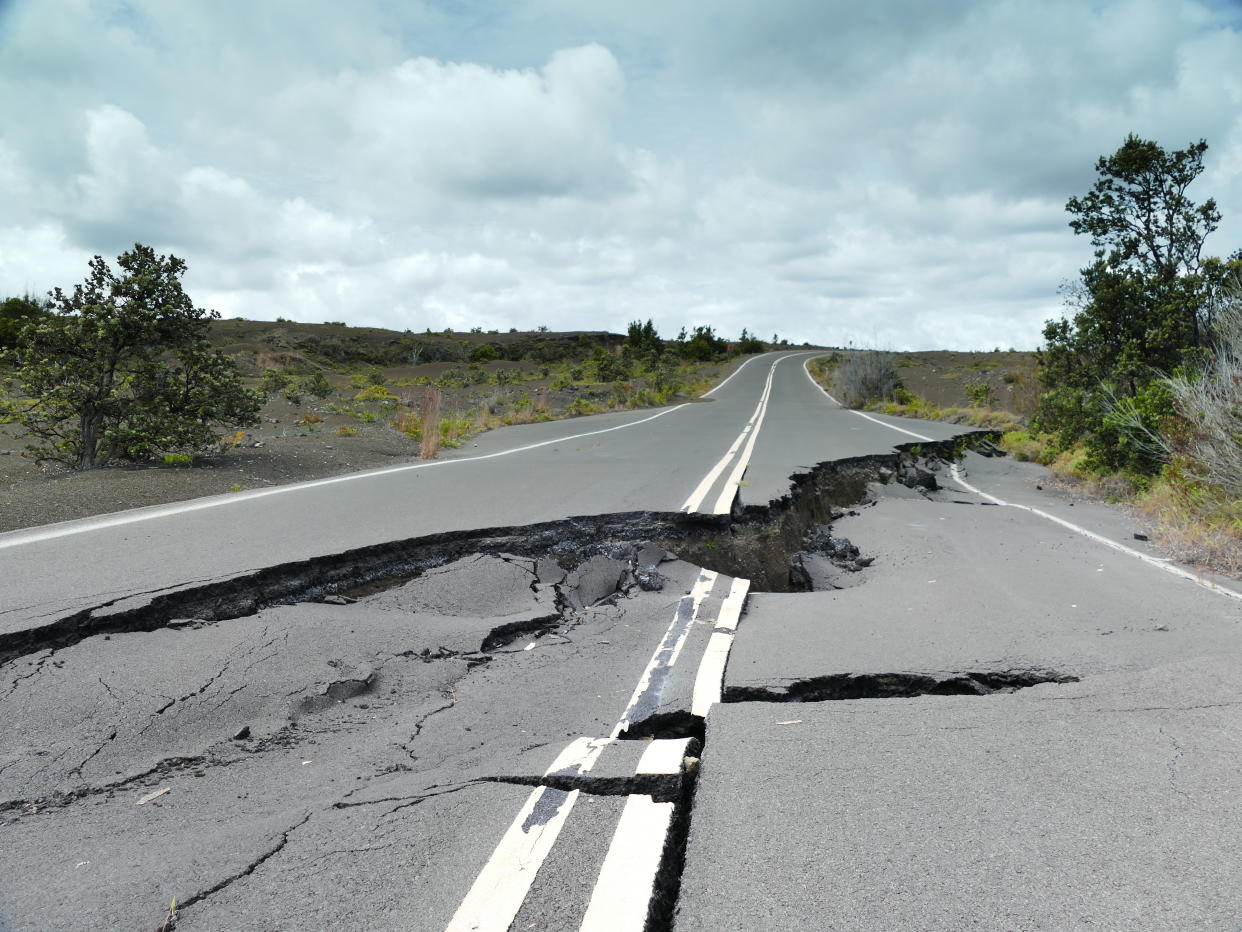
2, 351, 1241, 931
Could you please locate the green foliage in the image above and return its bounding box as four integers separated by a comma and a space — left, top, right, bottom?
470, 342, 500, 363
299, 370, 333, 400
964, 379, 996, 407
1000, 429, 1057, 465
625, 319, 662, 357
1037, 135, 1240, 474
735, 328, 766, 354
681, 325, 725, 362
354, 383, 396, 402
592, 346, 630, 382
1, 244, 262, 469
0, 294, 51, 349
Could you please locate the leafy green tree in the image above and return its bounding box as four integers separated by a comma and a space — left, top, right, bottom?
470, 342, 500, 363
735, 328, 766, 354
681, 325, 725, 361
591, 345, 630, 382
625, 319, 662, 357
0, 294, 50, 349
1037, 135, 1241, 472
2, 244, 261, 469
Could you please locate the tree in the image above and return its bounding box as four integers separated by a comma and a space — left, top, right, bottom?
0, 294, 50, 349
735, 328, 766, 354
625, 319, 662, 357
1036, 136, 1242, 472
681, 325, 725, 361
2, 244, 262, 469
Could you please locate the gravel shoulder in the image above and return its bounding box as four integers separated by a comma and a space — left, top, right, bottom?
0, 409, 425, 533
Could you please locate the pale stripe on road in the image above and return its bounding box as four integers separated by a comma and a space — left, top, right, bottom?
690, 577, 751, 717
611, 569, 718, 738
577, 795, 676, 932
444, 737, 612, 932
800, 355, 1242, 602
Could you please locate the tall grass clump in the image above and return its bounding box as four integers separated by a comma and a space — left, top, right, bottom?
420, 385, 442, 459
1103, 274, 1242, 570
1161, 277, 1242, 502
833, 351, 900, 408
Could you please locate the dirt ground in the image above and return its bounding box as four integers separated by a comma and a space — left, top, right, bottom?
893, 350, 1040, 416
0, 357, 736, 534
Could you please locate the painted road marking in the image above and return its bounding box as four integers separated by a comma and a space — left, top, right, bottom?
577, 795, 676, 932
682, 353, 818, 515
802, 355, 1242, 602
949, 464, 1242, 602
611, 570, 718, 737
447, 572, 729, 931
690, 576, 751, 717
636, 736, 695, 775
680, 362, 777, 514
1, 351, 807, 551
577, 738, 693, 932
444, 737, 612, 932
701, 351, 765, 397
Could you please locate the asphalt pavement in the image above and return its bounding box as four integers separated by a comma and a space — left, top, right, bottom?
4, 352, 1242, 930
0, 351, 945, 629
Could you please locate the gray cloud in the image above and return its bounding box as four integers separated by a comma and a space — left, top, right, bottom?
0, 0, 1239, 349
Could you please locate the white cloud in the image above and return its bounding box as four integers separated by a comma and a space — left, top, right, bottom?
0, 0, 1239, 349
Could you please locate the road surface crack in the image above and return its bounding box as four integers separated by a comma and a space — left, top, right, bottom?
178, 811, 312, 912
724, 669, 1080, 703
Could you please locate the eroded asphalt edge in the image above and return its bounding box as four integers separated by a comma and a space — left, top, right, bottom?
802, 357, 1242, 604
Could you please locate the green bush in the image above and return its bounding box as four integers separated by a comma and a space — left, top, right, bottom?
1, 245, 261, 469
470, 343, 500, 363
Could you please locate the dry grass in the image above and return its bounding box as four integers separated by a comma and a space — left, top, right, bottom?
420, 386, 442, 459
832, 351, 900, 407
1135, 479, 1242, 576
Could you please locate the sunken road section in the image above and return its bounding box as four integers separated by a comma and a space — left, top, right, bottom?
0, 433, 997, 667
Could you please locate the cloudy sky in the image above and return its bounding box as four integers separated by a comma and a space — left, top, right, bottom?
1, 0, 1240, 349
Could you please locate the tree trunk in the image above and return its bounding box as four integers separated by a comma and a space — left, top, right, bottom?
79, 411, 98, 470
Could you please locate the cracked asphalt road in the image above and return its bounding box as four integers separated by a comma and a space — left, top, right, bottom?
4, 351, 1242, 930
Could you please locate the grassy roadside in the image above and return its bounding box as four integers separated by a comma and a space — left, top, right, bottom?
806, 351, 1242, 577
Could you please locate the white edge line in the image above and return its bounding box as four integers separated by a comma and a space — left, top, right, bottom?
577, 796, 676, 932
801, 357, 936, 442
701, 352, 763, 397
0, 403, 690, 550
806, 352, 1242, 603
950, 464, 1242, 602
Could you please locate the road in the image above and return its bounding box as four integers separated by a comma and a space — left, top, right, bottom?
2, 349, 1241, 930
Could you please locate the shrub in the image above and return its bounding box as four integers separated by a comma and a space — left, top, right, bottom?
299, 370, 333, 400
833, 351, 900, 408
354, 384, 396, 402
1150, 274, 1242, 499
0, 294, 51, 349
470, 342, 500, 363
965, 379, 997, 407
735, 328, 766, 354
0, 245, 261, 469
